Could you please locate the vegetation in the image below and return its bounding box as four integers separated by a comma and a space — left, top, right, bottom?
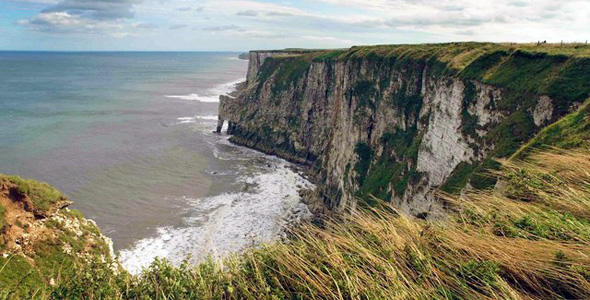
253, 43, 590, 199
255, 55, 312, 99
0, 148, 587, 299
0, 175, 113, 299
513, 100, 590, 159
353, 142, 373, 186
352, 80, 378, 108
1, 175, 67, 214
441, 162, 477, 194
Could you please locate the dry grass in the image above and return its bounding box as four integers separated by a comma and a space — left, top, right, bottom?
32, 149, 589, 299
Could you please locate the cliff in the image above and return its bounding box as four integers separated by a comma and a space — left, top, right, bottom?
219, 43, 590, 216
0, 174, 115, 298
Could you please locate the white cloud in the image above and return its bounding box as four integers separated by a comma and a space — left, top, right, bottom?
17, 0, 144, 36
13, 0, 590, 49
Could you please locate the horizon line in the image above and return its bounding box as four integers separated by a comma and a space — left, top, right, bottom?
0, 50, 249, 53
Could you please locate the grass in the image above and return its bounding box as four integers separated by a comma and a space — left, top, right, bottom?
1, 175, 66, 214
441, 162, 477, 194
255, 55, 312, 99
355, 127, 424, 204
352, 80, 378, 108
0, 174, 113, 299
0, 255, 45, 299
5, 150, 585, 300
512, 100, 590, 159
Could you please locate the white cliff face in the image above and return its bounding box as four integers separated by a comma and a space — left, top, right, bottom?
471, 82, 504, 128
417, 79, 474, 188
220, 51, 558, 216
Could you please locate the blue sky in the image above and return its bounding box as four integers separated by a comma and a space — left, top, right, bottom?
1, 0, 589, 51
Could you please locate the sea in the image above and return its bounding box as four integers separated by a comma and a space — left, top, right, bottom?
0, 52, 312, 274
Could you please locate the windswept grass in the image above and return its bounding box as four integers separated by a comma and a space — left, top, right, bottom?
6, 149, 584, 299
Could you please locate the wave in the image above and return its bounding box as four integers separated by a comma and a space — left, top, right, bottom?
174, 115, 218, 125
119, 159, 314, 275
164, 78, 245, 103
164, 93, 202, 101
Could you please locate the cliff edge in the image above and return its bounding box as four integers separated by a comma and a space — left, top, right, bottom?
219, 42, 590, 216
0, 175, 115, 298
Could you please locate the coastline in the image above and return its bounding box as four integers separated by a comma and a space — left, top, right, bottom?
118, 77, 315, 274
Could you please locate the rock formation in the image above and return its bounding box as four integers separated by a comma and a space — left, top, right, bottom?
219, 43, 590, 216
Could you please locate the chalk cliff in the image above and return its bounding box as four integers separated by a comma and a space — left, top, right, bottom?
219, 43, 590, 216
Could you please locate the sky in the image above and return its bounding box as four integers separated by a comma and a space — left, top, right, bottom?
0, 0, 589, 51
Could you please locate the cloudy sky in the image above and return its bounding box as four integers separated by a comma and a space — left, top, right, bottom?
1, 0, 589, 51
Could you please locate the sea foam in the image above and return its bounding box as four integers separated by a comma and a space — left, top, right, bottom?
119, 147, 314, 275
164, 79, 244, 103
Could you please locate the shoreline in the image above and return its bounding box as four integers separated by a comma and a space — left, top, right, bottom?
118, 134, 315, 275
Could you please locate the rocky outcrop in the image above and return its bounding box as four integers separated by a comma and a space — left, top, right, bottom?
219, 44, 590, 216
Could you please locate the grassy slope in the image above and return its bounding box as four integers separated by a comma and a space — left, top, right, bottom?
1, 175, 67, 214
43, 148, 590, 299
512, 100, 590, 159
0, 175, 113, 299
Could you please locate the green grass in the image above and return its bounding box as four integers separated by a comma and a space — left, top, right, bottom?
255, 55, 312, 99
0, 174, 112, 299
1, 175, 66, 214
355, 127, 424, 203
486, 109, 537, 157
352, 80, 378, 108
461, 81, 480, 138
0, 255, 44, 299
311, 50, 347, 62
441, 162, 477, 194
513, 100, 590, 159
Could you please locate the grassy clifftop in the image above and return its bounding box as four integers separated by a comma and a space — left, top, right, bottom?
267, 42, 590, 117
513, 100, 590, 159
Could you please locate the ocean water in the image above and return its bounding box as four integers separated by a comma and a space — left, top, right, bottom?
0, 52, 312, 273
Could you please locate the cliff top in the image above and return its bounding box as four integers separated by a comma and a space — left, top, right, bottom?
347, 42, 590, 69
254, 42, 590, 120
253, 42, 590, 60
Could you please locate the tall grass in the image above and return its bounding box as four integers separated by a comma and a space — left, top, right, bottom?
4, 149, 590, 299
